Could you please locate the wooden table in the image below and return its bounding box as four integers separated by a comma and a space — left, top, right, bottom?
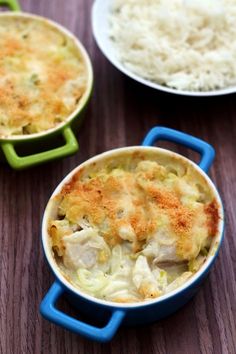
0, 0, 235, 353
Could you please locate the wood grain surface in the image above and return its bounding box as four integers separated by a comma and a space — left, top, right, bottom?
0, 0, 236, 353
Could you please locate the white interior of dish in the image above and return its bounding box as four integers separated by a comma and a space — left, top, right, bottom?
92, 0, 236, 97
42, 146, 224, 309
0, 12, 93, 141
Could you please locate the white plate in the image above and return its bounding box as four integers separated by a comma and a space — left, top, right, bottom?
92, 0, 236, 97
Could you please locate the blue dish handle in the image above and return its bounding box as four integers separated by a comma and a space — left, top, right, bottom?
40, 281, 125, 342
142, 126, 215, 173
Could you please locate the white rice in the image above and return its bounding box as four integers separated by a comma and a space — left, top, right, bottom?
109, 0, 236, 91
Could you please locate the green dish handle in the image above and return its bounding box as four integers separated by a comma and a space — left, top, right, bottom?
1, 126, 79, 170
0, 0, 21, 11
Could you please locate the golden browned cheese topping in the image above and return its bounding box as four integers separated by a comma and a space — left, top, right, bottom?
55, 160, 219, 259
204, 200, 220, 236
0, 16, 88, 137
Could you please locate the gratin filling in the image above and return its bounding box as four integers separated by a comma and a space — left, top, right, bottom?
49, 157, 219, 303
0, 16, 87, 137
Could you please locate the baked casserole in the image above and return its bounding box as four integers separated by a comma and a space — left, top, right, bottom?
48, 149, 220, 303
0, 16, 88, 137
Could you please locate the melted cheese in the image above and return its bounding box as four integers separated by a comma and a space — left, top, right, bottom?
49, 154, 220, 303
0, 16, 88, 137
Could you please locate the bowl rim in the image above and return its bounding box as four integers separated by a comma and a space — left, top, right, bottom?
42, 146, 224, 309
0, 12, 93, 141
92, 0, 236, 97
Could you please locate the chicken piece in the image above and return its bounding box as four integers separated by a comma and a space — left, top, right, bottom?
62, 228, 111, 270
142, 229, 179, 263
132, 255, 162, 299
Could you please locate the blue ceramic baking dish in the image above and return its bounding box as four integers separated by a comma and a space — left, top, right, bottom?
40, 126, 224, 342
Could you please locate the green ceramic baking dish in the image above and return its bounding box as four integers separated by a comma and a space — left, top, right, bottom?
0, 0, 93, 169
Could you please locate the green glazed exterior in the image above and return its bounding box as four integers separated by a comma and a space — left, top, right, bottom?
0, 0, 20, 11
0, 0, 93, 169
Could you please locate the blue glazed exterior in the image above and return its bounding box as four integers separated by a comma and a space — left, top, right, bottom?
40, 126, 224, 342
